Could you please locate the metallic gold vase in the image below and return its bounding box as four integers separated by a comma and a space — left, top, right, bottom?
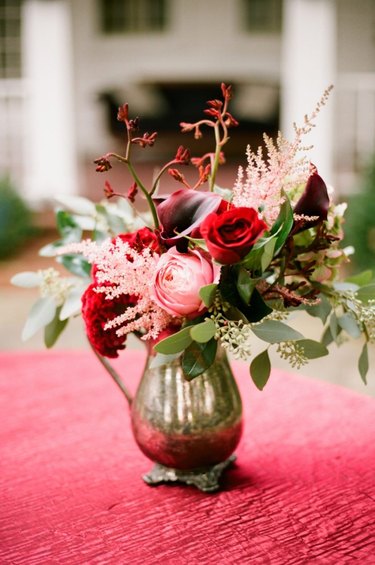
131, 348, 243, 491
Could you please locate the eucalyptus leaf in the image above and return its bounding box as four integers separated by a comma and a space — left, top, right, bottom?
22, 296, 56, 341
44, 307, 68, 348
153, 326, 193, 354
10, 271, 42, 288
321, 324, 334, 347
329, 312, 339, 341
56, 210, 82, 242
199, 283, 218, 308
358, 343, 369, 384
251, 319, 304, 344
39, 240, 64, 257
190, 319, 217, 343
345, 270, 373, 287
296, 339, 329, 359
57, 255, 92, 278
250, 349, 271, 390
181, 339, 217, 380
356, 284, 375, 304
337, 313, 362, 339
60, 286, 87, 320
305, 294, 332, 324
55, 195, 96, 215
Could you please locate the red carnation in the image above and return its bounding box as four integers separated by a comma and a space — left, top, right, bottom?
82, 284, 136, 358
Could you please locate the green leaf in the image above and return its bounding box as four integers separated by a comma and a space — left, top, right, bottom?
153, 326, 193, 354
56, 210, 82, 242
358, 343, 369, 384
305, 294, 332, 324
296, 339, 329, 359
11, 271, 42, 288
199, 283, 218, 308
236, 268, 255, 304
356, 284, 375, 304
329, 311, 339, 341
270, 195, 294, 254
250, 349, 271, 390
261, 237, 277, 271
345, 270, 373, 287
219, 266, 272, 322
321, 324, 334, 347
60, 286, 87, 320
39, 240, 65, 257
57, 255, 92, 278
181, 339, 218, 380
22, 296, 56, 341
251, 319, 304, 344
44, 306, 69, 348
55, 195, 96, 215
241, 235, 274, 272
190, 319, 217, 343
337, 313, 362, 339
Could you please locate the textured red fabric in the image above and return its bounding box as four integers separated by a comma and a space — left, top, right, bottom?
0, 350, 374, 564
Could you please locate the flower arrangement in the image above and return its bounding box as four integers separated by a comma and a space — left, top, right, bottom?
12, 84, 374, 389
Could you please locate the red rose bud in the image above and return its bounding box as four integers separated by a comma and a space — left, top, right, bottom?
104, 180, 114, 198
200, 207, 267, 265
221, 83, 232, 101
156, 189, 223, 244
175, 145, 190, 164
293, 171, 330, 230
224, 112, 239, 127
117, 103, 129, 123
94, 156, 112, 172
127, 182, 138, 203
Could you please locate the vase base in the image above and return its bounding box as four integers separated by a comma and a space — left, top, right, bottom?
142, 455, 236, 492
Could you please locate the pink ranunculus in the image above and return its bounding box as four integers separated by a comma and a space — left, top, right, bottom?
151, 247, 216, 317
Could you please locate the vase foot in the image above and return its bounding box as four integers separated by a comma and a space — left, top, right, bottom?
142, 455, 237, 492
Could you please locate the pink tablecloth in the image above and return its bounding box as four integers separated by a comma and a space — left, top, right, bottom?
0, 350, 374, 564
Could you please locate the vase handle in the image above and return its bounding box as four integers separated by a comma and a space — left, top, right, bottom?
90, 342, 133, 407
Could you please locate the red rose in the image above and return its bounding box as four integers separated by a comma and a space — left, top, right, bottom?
82, 283, 136, 358
200, 207, 267, 264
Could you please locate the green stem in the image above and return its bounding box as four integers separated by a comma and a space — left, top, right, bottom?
150, 160, 177, 196
127, 161, 160, 229
209, 124, 222, 192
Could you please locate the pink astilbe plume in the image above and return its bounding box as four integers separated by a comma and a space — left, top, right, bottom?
59, 238, 174, 340
232, 86, 333, 226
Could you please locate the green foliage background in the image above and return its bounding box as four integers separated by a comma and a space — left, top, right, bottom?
344, 158, 375, 274
0, 177, 35, 259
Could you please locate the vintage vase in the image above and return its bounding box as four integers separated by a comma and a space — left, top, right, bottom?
130, 347, 243, 491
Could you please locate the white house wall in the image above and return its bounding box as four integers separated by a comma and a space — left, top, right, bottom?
70, 0, 282, 157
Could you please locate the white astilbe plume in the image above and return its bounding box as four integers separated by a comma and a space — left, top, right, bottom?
59, 238, 173, 340
232, 86, 333, 225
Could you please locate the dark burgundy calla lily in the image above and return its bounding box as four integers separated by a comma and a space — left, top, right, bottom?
156, 189, 223, 244
293, 171, 330, 232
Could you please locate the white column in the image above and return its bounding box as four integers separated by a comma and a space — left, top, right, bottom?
22, 0, 78, 204
281, 0, 336, 185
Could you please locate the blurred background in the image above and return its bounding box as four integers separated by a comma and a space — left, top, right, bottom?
0, 0, 374, 394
